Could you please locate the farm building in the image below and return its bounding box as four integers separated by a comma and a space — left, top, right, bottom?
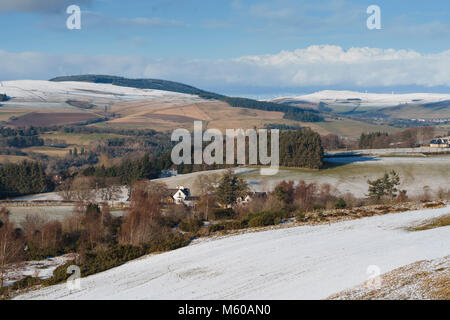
170, 186, 200, 207
430, 137, 450, 148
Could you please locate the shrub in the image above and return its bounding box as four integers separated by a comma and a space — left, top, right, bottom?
0, 276, 42, 297
178, 218, 203, 233
313, 203, 325, 211
208, 224, 225, 233
225, 220, 246, 230
210, 208, 235, 220
44, 261, 75, 286
295, 211, 306, 221
334, 198, 347, 209
208, 220, 247, 233
146, 233, 190, 252
247, 211, 284, 228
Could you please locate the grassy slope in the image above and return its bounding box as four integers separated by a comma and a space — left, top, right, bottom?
298, 118, 401, 137
241, 156, 450, 197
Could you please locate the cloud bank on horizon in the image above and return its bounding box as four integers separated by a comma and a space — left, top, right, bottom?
1, 45, 449, 94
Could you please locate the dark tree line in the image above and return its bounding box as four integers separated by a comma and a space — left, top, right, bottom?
6, 136, 44, 148
279, 129, 324, 169
223, 97, 323, 122
82, 154, 173, 185
61, 126, 160, 137
359, 127, 435, 149
0, 127, 44, 138
0, 161, 53, 199
359, 132, 389, 149
0, 127, 45, 148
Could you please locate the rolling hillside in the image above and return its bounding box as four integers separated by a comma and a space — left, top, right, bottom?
1, 77, 436, 137
50, 75, 324, 123
273, 90, 450, 121
15, 205, 450, 300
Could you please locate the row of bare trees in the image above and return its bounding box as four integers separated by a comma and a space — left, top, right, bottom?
58, 176, 123, 203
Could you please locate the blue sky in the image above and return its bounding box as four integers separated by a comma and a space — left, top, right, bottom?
0, 0, 449, 96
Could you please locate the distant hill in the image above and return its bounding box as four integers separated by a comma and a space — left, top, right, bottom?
50, 75, 224, 100
272, 90, 450, 125
50, 75, 324, 122
273, 90, 450, 107
361, 100, 450, 120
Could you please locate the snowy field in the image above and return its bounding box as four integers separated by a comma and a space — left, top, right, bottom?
154, 156, 450, 197
16, 206, 450, 300
0, 80, 204, 103
2, 255, 75, 288
272, 90, 450, 108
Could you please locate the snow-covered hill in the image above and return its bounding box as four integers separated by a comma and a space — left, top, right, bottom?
16, 206, 450, 300
0, 80, 204, 103
272, 90, 450, 108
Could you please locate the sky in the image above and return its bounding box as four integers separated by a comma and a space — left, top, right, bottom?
0, 0, 449, 97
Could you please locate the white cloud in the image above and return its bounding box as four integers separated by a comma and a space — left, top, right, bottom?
0, 46, 449, 90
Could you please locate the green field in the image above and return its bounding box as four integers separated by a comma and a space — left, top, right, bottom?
241, 155, 450, 198
302, 118, 401, 137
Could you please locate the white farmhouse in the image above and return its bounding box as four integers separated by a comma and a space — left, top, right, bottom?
172, 186, 200, 207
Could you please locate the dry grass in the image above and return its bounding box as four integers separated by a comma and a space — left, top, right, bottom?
39, 132, 126, 146
303, 118, 401, 138
23, 146, 70, 157
328, 256, 450, 300
0, 155, 31, 163
8, 112, 102, 127
108, 99, 287, 131
408, 214, 450, 231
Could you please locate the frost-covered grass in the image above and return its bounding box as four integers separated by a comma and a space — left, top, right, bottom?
328, 255, 450, 300
242, 156, 450, 197
0, 80, 203, 103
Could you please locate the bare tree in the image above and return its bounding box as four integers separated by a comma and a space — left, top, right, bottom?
193, 173, 220, 220
99, 178, 123, 204
57, 178, 74, 201
119, 181, 168, 246
0, 208, 24, 287
70, 176, 95, 202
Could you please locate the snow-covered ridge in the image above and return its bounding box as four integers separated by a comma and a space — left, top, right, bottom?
0, 80, 203, 102
272, 90, 450, 106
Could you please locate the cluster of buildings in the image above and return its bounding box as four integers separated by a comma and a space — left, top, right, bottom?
167, 185, 266, 208
429, 137, 450, 148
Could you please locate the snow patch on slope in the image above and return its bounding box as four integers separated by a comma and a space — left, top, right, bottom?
272, 90, 450, 107
0, 80, 204, 103
15, 206, 450, 300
